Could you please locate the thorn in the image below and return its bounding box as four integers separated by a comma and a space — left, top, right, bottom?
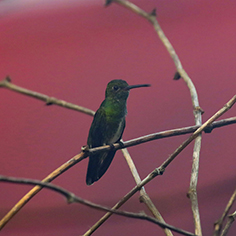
81, 145, 89, 152
139, 195, 144, 203
195, 106, 204, 115
151, 167, 164, 178
173, 72, 181, 80
5, 76, 11, 82
45, 98, 53, 106
150, 8, 157, 17
67, 195, 75, 204
104, 0, 113, 7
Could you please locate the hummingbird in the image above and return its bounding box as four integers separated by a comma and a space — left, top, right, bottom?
86, 79, 150, 185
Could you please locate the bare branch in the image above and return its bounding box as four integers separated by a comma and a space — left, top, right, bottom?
87, 117, 236, 154
83, 95, 236, 235
160, 95, 236, 169
0, 93, 235, 231
0, 152, 86, 230
214, 188, 236, 236
220, 211, 236, 236
122, 148, 170, 231
96, 147, 173, 236
106, 1, 203, 234
0, 77, 95, 116
0, 175, 196, 236
1, 1, 235, 235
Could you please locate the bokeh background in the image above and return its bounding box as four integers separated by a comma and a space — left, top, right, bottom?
0, 0, 235, 235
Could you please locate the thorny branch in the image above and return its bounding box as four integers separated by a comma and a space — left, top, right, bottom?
0, 2, 235, 235
0, 75, 236, 232
84, 94, 236, 235
220, 211, 236, 236
105, 1, 203, 235
0, 152, 86, 230
121, 148, 172, 236
0, 76, 171, 236
0, 175, 196, 236
213, 188, 236, 236
1, 77, 235, 143
0, 76, 95, 116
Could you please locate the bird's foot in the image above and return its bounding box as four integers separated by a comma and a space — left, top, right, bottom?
118, 140, 124, 147
109, 143, 115, 150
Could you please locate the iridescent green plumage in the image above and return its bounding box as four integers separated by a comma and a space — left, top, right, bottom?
86, 79, 150, 185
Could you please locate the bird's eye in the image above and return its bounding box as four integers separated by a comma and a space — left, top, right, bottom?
113, 86, 119, 91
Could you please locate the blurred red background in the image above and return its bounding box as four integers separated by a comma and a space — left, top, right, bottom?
0, 0, 235, 235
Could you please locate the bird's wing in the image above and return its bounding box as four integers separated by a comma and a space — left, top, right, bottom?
86, 106, 112, 185
87, 106, 107, 148
86, 105, 126, 185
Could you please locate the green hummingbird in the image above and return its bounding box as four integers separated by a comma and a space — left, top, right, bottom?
86, 79, 150, 185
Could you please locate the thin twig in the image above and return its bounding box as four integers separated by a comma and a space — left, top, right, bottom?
160, 95, 236, 169
106, 1, 203, 235
220, 211, 236, 236
0, 153, 86, 230
213, 188, 236, 236
122, 148, 170, 227
0, 75, 196, 235
0, 2, 234, 235
122, 148, 173, 236
0, 77, 95, 116
83, 95, 236, 235
1, 73, 235, 235
0, 113, 235, 231
89, 117, 236, 154
0, 175, 196, 236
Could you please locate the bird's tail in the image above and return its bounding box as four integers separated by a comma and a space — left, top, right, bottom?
86, 150, 116, 185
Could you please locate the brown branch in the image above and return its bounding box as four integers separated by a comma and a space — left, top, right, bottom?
106, 1, 203, 235
160, 95, 236, 169
0, 76, 95, 116
220, 211, 236, 236
1, 76, 235, 234
213, 188, 236, 236
83, 95, 236, 235
0, 175, 196, 236
88, 117, 236, 154
0, 2, 234, 235
122, 148, 170, 234
106, 1, 202, 115
0, 91, 235, 231
0, 92, 234, 232
0, 152, 86, 230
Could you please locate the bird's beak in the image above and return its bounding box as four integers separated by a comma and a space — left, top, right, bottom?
124, 84, 151, 91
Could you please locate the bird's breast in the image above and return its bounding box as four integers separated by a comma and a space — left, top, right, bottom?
106, 119, 124, 144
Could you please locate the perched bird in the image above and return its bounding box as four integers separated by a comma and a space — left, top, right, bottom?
86, 79, 150, 185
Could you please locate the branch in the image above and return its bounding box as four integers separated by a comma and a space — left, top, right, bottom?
0, 94, 235, 230
220, 211, 236, 236
83, 95, 236, 235
105, 1, 203, 234
121, 148, 172, 235
88, 147, 173, 236
0, 76, 95, 116
88, 117, 236, 154
213, 188, 236, 236
0, 175, 196, 236
1, 2, 234, 235
1, 75, 235, 152
0, 152, 87, 230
